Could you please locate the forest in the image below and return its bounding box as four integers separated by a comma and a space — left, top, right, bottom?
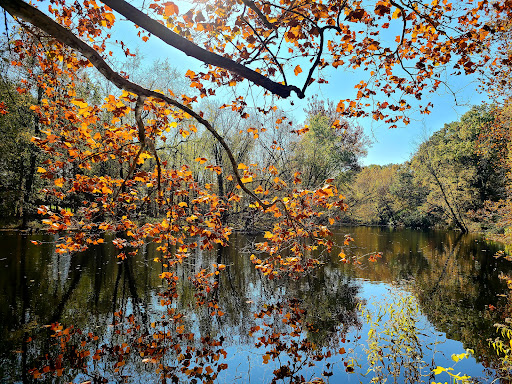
1, 0, 512, 382
1, 75, 509, 238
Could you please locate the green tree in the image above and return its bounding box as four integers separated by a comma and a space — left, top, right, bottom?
291, 98, 369, 188
388, 163, 431, 228
0, 72, 41, 225
412, 106, 505, 233
346, 164, 399, 225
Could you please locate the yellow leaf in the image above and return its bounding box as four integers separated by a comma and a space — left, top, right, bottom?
54, 178, 64, 187
104, 12, 115, 24
433, 366, 452, 375
238, 163, 248, 170
178, 202, 188, 207
241, 176, 253, 183
37, 167, 47, 173
71, 98, 88, 109
391, 8, 401, 19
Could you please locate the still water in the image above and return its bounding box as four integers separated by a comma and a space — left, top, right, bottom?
0, 227, 510, 383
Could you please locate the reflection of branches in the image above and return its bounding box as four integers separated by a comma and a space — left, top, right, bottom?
426, 232, 463, 296
253, 296, 355, 382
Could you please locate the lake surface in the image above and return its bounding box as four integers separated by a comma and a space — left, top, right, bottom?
0, 227, 510, 383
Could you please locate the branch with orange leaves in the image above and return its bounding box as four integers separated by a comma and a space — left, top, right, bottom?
99, 0, 302, 98
1, 0, 276, 212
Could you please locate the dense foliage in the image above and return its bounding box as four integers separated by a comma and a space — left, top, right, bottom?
344, 105, 510, 234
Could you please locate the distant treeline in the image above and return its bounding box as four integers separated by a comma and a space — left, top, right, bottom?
342, 105, 510, 235
1, 55, 509, 236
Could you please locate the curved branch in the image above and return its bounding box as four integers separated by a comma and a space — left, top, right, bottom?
1, 0, 272, 209
1, 0, 303, 98
100, 0, 303, 98
241, 0, 276, 30
302, 27, 325, 94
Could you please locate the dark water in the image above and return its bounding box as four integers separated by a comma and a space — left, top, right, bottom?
0, 227, 510, 383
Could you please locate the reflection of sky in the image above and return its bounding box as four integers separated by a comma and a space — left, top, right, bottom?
358, 282, 491, 383
214, 279, 493, 383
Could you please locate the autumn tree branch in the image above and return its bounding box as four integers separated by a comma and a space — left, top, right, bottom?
241, 0, 276, 30
99, 0, 303, 98
1, 0, 272, 210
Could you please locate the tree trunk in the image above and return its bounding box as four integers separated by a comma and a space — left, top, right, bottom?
20, 87, 43, 230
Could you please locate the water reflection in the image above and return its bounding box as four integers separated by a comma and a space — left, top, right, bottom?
0, 227, 509, 383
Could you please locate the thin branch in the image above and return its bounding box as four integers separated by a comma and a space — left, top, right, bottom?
241, 0, 276, 30
112, 95, 146, 202
100, 0, 303, 98
241, 14, 287, 85
302, 27, 325, 94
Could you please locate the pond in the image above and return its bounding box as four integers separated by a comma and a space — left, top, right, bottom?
0, 226, 510, 383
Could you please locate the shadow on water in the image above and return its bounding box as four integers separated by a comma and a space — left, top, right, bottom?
0, 227, 510, 383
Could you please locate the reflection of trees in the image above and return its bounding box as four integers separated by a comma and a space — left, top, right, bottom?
0, 232, 363, 382
0, 233, 161, 382
330, 227, 509, 371
2, 227, 508, 382
413, 233, 509, 368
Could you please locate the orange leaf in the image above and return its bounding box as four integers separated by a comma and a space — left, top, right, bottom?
164, 2, 179, 15
294, 65, 302, 76
104, 12, 115, 24
54, 178, 64, 187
